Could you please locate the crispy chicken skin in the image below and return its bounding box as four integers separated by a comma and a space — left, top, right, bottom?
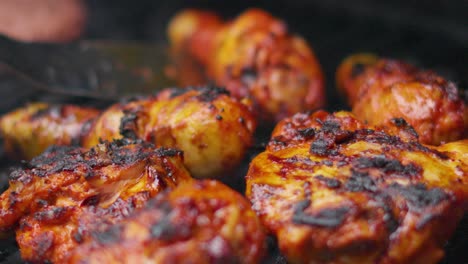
168, 9, 325, 121
336, 54, 468, 145
0, 139, 193, 263
246, 110, 468, 264
0, 103, 99, 160
0, 87, 256, 178
68, 180, 266, 264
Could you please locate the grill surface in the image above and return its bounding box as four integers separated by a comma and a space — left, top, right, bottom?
0, 1, 467, 263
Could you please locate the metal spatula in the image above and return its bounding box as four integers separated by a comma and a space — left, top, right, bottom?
0, 35, 177, 109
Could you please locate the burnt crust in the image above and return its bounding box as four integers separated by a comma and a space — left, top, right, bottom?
293, 200, 349, 228
68, 180, 265, 264
168, 86, 231, 102
9, 139, 183, 182
119, 108, 141, 140
247, 111, 466, 263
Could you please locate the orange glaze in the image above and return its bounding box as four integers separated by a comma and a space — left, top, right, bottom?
0, 103, 99, 160
68, 180, 266, 264
1, 87, 256, 179
247, 110, 468, 264
336, 54, 467, 145
169, 8, 325, 121
0, 139, 193, 263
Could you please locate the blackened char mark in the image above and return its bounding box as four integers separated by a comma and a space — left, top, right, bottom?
353, 129, 448, 159
345, 170, 377, 192
105, 138, 145, 148
375, 194, 399, 233
81, 195, 100, 206
390, 118, 419, 139
388, 183, 449, 209
33, 207, 70, 222
310, 136, 337, 156
9, 169, 27, 182
292, 200, 349, 228
155, 147, 183, 158
282, 156, 318, 166
354, 155, 421, 177
315, 119, 354, 145
119, 108, 140, 140
407, 141, 450, 160
334, 130, 354, 144
351, 63, 366, 78
270, 136, 287, 148
73, 231, 83, 243
320, 120, 341, 133
297, 128, 316, 139
107, 145, 150, 165
357, 130, 401, 146
391, 118, 408, 127
20, 145, 87, 178
29, 145, 81, 168
314, 175, 341, 189
196, 86, 230, 102
8, 191, 18, 208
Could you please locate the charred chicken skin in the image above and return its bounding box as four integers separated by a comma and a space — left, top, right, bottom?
336, 54, 468, 145
0, 86, 256, 178
68, 180, 266, 264
246, 110, 468, 264
0, 103, 99, 160
0, 139, 193, 263
168, 9, 325, 121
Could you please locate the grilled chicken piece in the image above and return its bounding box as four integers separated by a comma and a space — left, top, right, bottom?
0, 86, 256, 178
246, 110, 468, 264
168, 9, 325, 121
0, 139, 193, 263
0, 103, 99, 160
336, 54, 468, 145
68, 180, 266, 264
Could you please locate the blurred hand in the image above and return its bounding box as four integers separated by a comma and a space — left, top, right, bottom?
0, 0, 86, 42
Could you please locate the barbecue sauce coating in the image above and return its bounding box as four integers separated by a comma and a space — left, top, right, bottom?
168, 8, 325, 121
0, 86, 256, 179
68, 180, 266, 264
0, 103, 100, 160
0, 139, 193, 263
246, 110, 468, 264
336, 54, 468, 145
